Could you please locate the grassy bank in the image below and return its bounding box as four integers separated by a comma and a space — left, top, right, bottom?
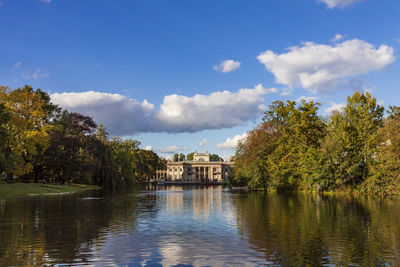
0, 183, 100, 197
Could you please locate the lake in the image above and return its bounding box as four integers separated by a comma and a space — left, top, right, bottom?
0, 185, 399, 266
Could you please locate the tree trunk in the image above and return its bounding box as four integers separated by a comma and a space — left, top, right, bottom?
6, 172, 13, 183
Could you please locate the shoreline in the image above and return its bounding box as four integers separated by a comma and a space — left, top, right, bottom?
0, 183, 101, 198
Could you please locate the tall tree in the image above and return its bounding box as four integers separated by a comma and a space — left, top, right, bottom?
263, 100, 326, 190
367, 105, 400, 194
0, 103, 10, 173
0, 86, 52, 182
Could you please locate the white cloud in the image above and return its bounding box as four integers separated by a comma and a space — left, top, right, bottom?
213, 59, 241, 73
319, 0, 363, 9
143, 145, 153, 151
330, 34, 344, 42
296, 96, 318, 102
156, 84, 277, 132
22, 68, 51, 80
51, 84, 277, 135
199, 138, 208, 147
51, 91, 154, 136
11, 62, 22, 70
217, 132, 248, 150
159, 145, 190, 154
325, 102, 345, 114
257, 39, 395, 94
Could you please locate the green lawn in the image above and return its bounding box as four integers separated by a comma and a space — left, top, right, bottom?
0, 182, 100, 197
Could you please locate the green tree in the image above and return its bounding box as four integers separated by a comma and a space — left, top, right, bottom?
210, 154, 223, 161
367, 105, 400, 194
187, 152, 194, 161
263, 100, 326, 190
173, 153, 179, 162
179, 153, 185, 162
322, 92, 383, 188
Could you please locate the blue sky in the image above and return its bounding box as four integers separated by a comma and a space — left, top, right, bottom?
1, 0, 399, 160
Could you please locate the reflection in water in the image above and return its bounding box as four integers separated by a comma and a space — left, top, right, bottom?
0, 186, 400, 266
234, 193, 400, 266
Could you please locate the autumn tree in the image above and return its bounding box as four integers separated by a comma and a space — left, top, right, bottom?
233, 123, 279, 189
0, 103, 10, 172
0, 86, 52, 182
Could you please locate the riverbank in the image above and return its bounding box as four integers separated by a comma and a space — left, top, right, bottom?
0, 183, 100, 197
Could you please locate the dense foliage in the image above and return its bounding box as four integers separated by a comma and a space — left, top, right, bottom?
0, 85, 162, 188
233, 92, 400, 195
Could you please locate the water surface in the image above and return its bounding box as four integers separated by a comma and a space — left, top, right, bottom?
0, 186, 399, 266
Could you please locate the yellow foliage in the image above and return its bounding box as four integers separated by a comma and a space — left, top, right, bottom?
0, 86, 52, 176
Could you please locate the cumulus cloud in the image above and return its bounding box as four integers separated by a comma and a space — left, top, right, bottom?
319, 0, 363, 9
296, 96, 318, 102
22, 68, 51, 80
51, 91, 154, 136
143, 145, 153, 151
325, 102, 345, 114
156, 84, 277, 132
217, 132, 248, 150
199, 138, 208, 147
159, 145, 190, 154
257, 39, 395, 94
213, 59, 241, 73
51, 84, 277, 135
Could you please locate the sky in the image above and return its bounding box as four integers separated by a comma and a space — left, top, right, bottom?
1, 0, 399, 160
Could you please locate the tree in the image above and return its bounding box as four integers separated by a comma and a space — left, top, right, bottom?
317, 92, 384, 188
210, 154, 223, 161
187, 152, 194, 161
173, 153, 179, 162
0, 103, 10, 172
233, 123, 279, 189
0, 86, 52, 182
366, 105, 400, 194
43, 112, 98, 184
262, 99, 326, 190
179, 153, 185, 162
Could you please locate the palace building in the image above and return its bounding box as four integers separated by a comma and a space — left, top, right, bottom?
153, 152, 233, 183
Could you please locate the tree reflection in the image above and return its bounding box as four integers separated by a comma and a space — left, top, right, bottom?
0, 191, 138, 266
234, 193, 400, 266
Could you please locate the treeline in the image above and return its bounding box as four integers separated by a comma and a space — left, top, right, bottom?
0, 85, 165, 188
233, 91, 400, 195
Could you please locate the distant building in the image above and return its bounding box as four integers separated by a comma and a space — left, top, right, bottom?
153, 152, 233, 183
